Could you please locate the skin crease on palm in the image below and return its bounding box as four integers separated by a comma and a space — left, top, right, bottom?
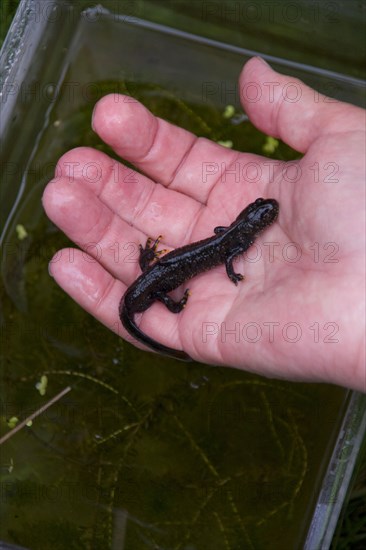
42, 57, 366, 392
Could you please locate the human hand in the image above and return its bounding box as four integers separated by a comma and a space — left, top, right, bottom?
42, 57, 365, 391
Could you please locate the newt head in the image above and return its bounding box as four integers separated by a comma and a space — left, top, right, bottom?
235, 198, 279, 231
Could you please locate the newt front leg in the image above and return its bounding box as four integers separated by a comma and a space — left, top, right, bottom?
225, 247, 246, 285
139, 235, 168, 271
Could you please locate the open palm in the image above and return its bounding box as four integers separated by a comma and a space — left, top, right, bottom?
43, 58, 365, 391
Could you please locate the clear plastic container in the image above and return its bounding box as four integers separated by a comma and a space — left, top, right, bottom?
1, 2, 365, 549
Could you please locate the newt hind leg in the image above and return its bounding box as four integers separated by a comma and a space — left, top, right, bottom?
139, 235, 168, 271
155, 289, 190, 313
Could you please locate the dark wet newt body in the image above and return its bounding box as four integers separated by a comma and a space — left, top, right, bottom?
119, 198, 279, 361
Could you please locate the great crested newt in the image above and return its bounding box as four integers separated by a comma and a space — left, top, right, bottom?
119, 197, 279, 361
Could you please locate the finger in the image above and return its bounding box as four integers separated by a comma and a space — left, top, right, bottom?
49, 248, 124, 335
43, 176, 143, 284
240, 57, 365, 153
53, 147, 201, 248
92, 94, 238, 202
51, 145, 284, 264
49, 248, 185, 352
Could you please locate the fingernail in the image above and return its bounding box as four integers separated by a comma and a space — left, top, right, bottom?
91, 102, 98, 132
256, 56, 270, 67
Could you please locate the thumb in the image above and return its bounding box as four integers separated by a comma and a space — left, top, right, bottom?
240, 57, 364, 153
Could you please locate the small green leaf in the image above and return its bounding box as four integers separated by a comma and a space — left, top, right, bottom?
262, 136, 279, 154
16, 224, 28, 240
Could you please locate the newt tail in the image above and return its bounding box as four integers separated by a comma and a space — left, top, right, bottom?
120, 302, 191, 361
